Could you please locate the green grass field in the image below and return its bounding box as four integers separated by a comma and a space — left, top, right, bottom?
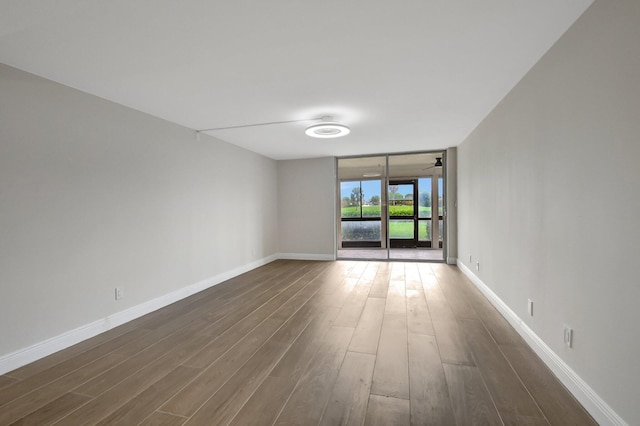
341, 205, 437, 218
389, 220, 431, 240
340, 219, 432, 241
341, 203, 442, 242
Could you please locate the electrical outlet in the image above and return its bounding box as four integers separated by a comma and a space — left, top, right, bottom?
469, 255, 472, 263
476, 261, 480, 271
115, 287, 124, 300
527, 299, 533, 316
564, 325, 573, 348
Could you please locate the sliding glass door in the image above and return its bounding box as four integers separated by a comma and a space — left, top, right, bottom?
337, 152, 445, 261
337, 156, 388, 259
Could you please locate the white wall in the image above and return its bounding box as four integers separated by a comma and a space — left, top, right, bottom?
457, 1, 640, 424
445, 147, 458, 264
277, 157, 335, 259
0, 64, 279, 365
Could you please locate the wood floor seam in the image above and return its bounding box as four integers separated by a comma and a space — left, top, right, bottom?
155, 409, 189, 418
368, 392, 410, 401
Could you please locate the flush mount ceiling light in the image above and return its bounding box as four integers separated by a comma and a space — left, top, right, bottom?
305, 116, 350, 139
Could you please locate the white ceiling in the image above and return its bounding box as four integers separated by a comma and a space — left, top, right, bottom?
0, 0, 593, 160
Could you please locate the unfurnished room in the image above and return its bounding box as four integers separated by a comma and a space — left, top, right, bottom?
1, 1, 639, 425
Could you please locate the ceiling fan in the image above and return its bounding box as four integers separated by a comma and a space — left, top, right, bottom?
422, 157, 443, 170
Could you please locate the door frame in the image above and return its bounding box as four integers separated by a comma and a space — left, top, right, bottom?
388, 179, 418, 248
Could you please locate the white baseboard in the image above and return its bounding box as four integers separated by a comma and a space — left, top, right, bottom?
456, 261, 626, 426
278, 252, 335, 261
0, 254, 279, 375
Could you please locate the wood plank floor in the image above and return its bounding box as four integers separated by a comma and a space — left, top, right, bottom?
0, 260, 596, 425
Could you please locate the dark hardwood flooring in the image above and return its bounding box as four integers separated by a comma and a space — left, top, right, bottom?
0, 260, 596, 425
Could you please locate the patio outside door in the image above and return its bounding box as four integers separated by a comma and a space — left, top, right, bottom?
388, 180, 417, 248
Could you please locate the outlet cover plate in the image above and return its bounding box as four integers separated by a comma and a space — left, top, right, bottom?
564, 325, 573, 348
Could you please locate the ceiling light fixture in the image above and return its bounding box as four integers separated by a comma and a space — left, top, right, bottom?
305, 116, 350, 139
421, 155, 445, 171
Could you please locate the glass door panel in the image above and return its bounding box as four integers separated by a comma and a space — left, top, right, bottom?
418, 219, 431, 241
337, 156, 388, 259
388, 183, 414, 217
418, 177, 432, 246
362, 180, 382, 217
341, 221, 381, 243
388, 152, 445, 260
389, 219, 415, 239
438, 177, 444, 248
